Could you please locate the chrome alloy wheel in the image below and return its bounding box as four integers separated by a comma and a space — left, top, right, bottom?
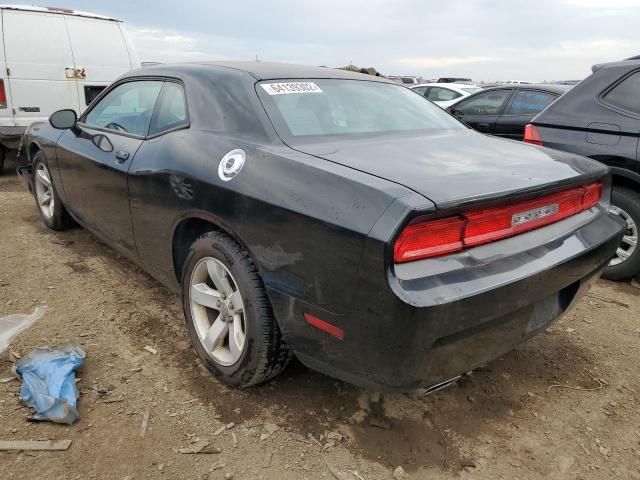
609, 205, 638, 267
34, 163, 55, 220
189, 257, 246, 366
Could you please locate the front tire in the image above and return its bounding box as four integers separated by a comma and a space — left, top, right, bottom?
603, 187, 640, 280
32, 152, 75, 230
181, 231, 292, 387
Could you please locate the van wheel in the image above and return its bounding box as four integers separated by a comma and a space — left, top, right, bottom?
181, 231, 292, 387
0, 146, 5, 175
32, 152, 76, 230
603, 187, 640, 280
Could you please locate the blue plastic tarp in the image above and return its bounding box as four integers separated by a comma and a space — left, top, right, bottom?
14, 345, 86, 424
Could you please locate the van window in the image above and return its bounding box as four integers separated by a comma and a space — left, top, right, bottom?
603, 71, 640, 115
149, 82, 188, 136
84, 81, 162, 136
84, 86, 107, 106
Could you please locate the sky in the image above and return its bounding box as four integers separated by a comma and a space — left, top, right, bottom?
13, 0, 640, 81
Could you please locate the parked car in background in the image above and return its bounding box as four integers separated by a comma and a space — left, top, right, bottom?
447, 84, 570, 139
527, 58, 640, 280
410, 83, 482, 108
554, 80, 582, 86
0, 5, 139, 174
500, 80, 535, 85
387, 75, 420, 85
19, 62, 622, 391
436, 77, 472, 84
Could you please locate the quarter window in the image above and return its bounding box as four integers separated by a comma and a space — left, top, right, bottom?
84, 81, 163, 137
428, 87, 461, 102
149, 82, 188, 136
603, 71, 640, 115
412, 86, 428, 96
507, 90, 557, 115
454, 90, 512, 115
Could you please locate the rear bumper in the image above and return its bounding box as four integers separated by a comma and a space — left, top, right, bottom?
270, 206, 624, 391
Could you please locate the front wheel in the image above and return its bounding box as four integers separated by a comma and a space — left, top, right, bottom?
603, 187, 640, 280
32, 152, 76, 230
181, 231, 292, 387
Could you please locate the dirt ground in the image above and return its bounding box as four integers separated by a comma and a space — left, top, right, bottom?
1, 154, 640, 480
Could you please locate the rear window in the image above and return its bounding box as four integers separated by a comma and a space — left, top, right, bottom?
257, 79, 463, 140
603, 71, 640, 115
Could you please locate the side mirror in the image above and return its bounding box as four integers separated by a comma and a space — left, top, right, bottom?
49, 109, 77, 130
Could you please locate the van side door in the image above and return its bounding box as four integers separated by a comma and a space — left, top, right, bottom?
56, 80, 163, 256
2, 10, 81, 126
64, 16, 136, 111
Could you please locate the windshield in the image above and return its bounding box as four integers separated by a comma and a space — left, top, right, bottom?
462, 87, 482, 94
257, 79, 464, 141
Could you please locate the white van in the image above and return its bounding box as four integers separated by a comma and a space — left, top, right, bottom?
0, 5, 139, 173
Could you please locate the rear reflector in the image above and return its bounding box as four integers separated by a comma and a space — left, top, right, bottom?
0, 80, 6, 109
304, 313, 344, 340
524, 124, 543, 146
394, 182, 603, 263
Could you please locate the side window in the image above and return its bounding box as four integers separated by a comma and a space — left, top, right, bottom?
149, 82, 189, 136
507, 90, 557, 115
84, 81, 163, 136
603, 71, 640, 115
454, 90, 512, 115
428, 87, 461, 102
412, 86, 428, 96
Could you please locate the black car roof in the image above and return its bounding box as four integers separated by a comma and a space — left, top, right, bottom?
134, 61, 395, 83
483, 84, 571, 94
592, 58, 640, 72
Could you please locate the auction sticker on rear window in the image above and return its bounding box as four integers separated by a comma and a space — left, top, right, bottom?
261, 82, 323, 95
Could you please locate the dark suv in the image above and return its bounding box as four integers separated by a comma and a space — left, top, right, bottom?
527, 59, 640, 279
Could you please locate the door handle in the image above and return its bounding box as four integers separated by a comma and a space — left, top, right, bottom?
115, 150, 130, 163
477, 123, 490, 129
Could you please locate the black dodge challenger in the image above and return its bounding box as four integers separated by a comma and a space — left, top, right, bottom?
18, 62, 624, 392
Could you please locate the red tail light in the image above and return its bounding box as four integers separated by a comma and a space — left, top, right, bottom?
394, 182, 603, 263
524, 124, 543, 146
394, 217, 465, 263
0, 80, 6, 109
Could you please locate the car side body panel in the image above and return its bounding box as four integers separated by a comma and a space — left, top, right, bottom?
128, 129, 415, 312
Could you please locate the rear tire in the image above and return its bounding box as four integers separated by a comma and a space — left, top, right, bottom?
32, 152, 76, 230
181, 231, 292, 387
603, 187, 640, 281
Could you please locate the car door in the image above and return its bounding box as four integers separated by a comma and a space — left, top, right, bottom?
495, 89, 559, 140
450, 89, 513, 134
56, 79, 163, 255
